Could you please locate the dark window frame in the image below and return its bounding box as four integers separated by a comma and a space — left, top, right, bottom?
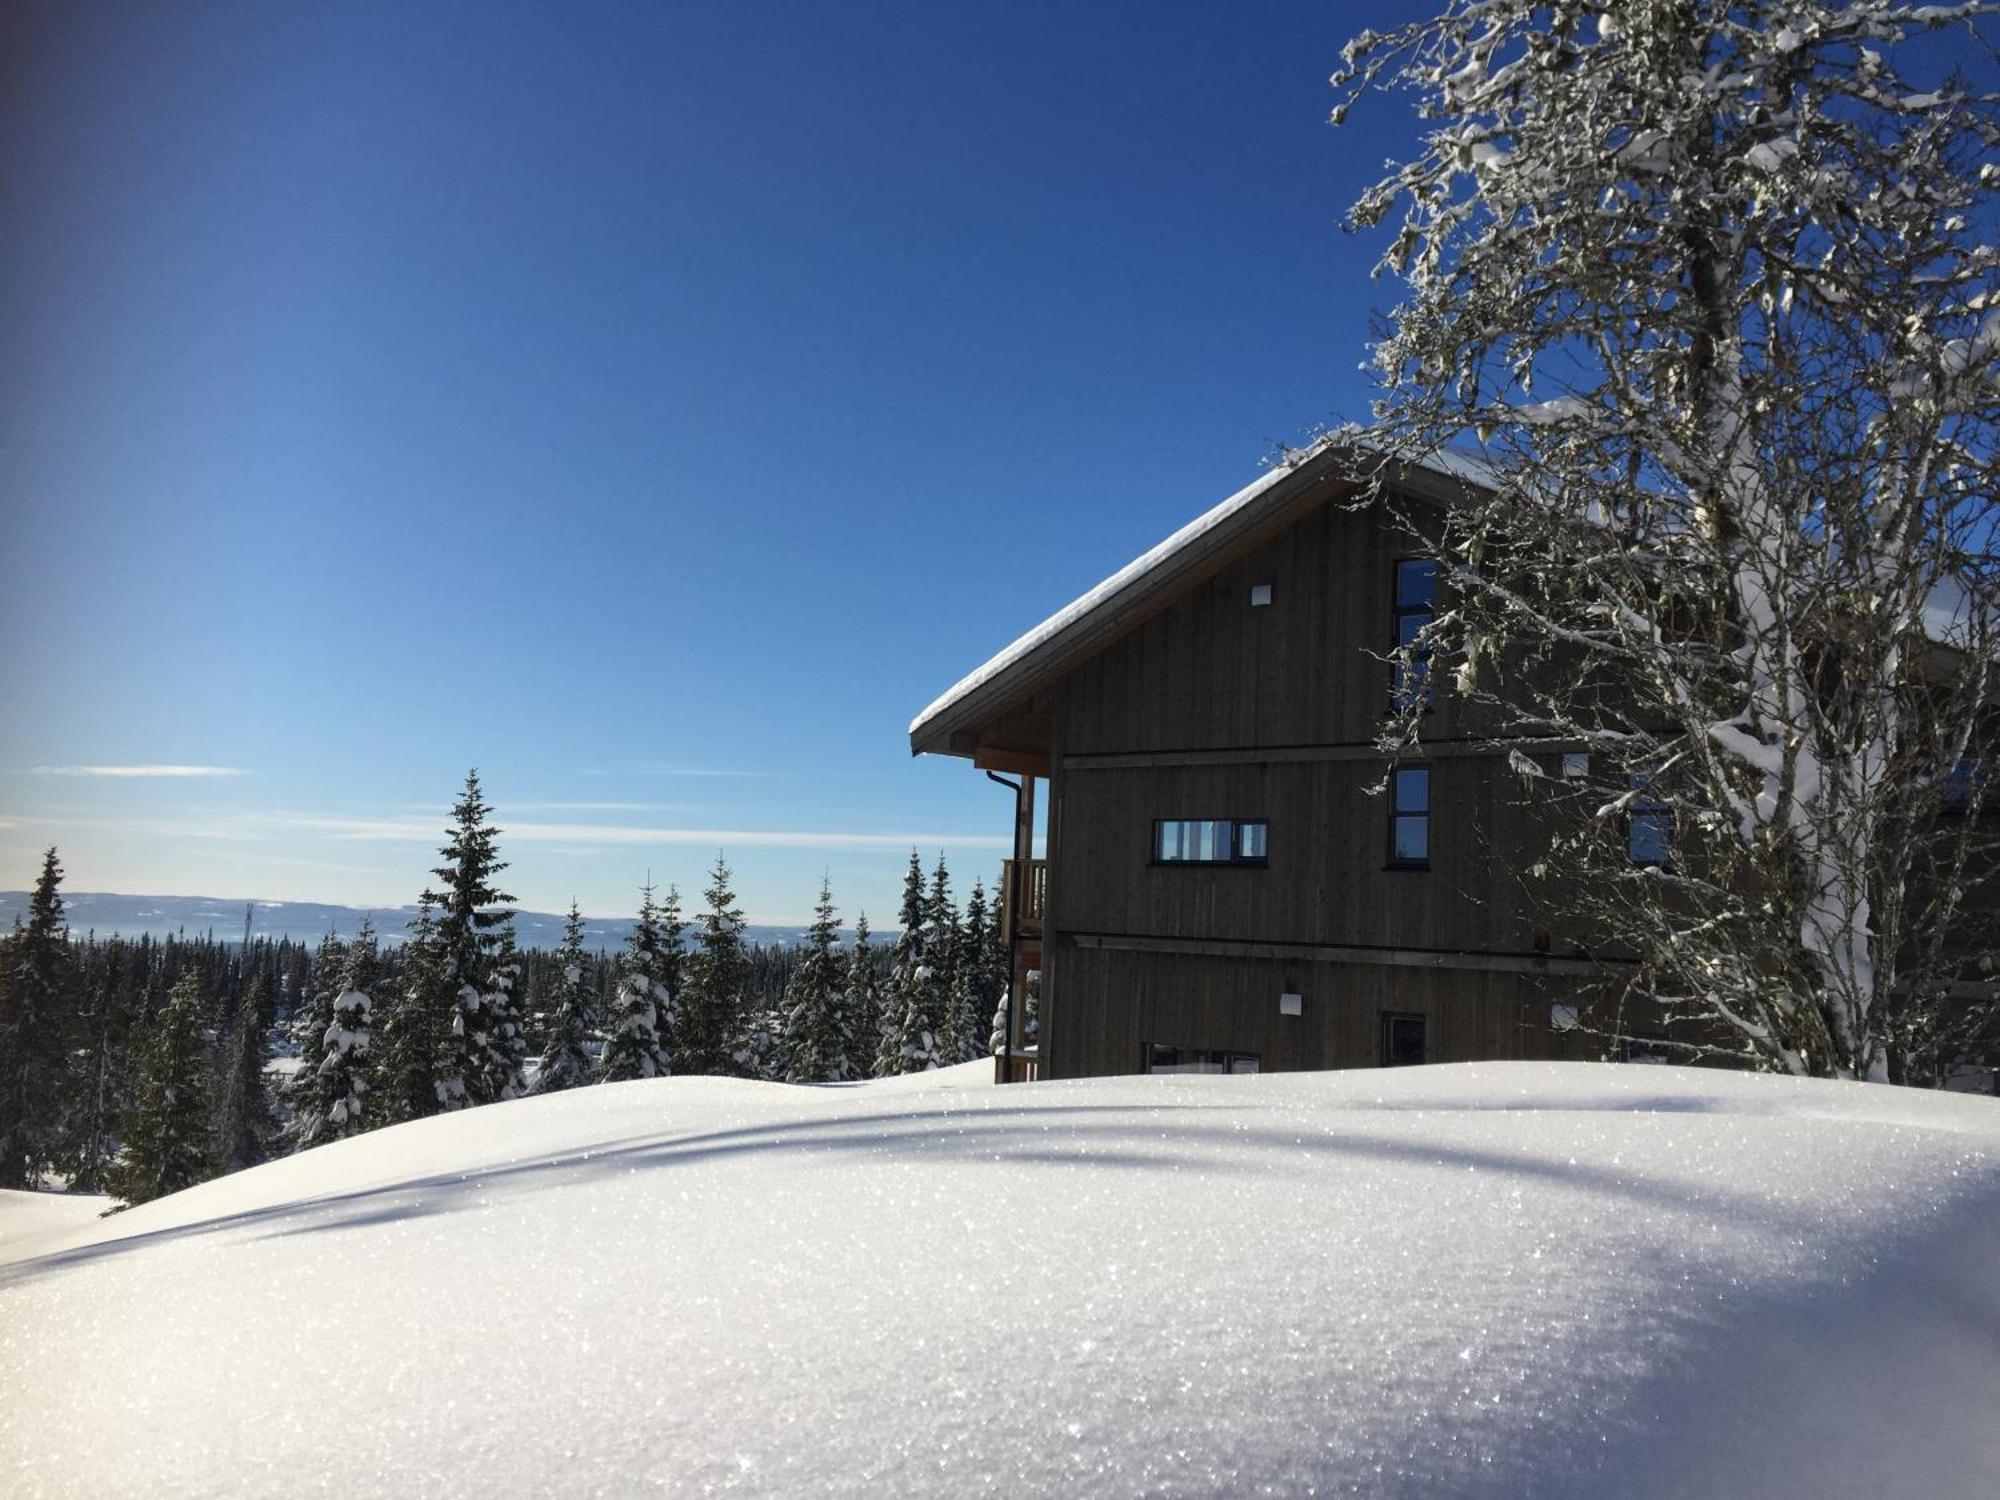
1619, 1031, 1672, 1065
1391, 557, 1438, 711
1386, 766, 1431, 870
1941, 755, 1994, 818
1380, 1012, 1428, 1068
1146, 1043, 1262, 1075
1151, 818, 1271, 867
1627, 777, 1673, 868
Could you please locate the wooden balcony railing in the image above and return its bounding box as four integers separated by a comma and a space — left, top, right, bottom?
1001, 857, 1047, 941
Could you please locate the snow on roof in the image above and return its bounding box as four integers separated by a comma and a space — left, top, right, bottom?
908, 440, 1502, 746
910, 436, 1989, 749
908, 448, 1321, 739
6, 1061, 1997, 1497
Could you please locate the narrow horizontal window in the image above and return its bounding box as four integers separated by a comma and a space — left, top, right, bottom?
1388, 767, 1430, 868
1620, 1032, 1671, 1065
1148, 1044, 1260, 1075
1153, 819, 1269, 866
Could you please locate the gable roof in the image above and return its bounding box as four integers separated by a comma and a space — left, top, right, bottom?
908, 439, 1501, 758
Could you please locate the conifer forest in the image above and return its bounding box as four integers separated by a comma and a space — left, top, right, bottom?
0, 771, 1015, 1207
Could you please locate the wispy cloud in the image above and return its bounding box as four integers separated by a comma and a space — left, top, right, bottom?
264, 814, 1008, 853
578, 762, 776, 780
510, 800, 693, 814
29, 765, 249, 779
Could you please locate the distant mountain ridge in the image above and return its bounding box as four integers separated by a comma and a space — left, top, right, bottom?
0, 890, 824, 952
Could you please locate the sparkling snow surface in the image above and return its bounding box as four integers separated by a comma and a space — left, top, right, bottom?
4, 1063, 1998, 1498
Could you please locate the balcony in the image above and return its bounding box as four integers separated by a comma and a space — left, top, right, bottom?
1001, 857, 1046, 943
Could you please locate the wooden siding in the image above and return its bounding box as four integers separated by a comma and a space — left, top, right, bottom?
1053, 497, 1496, 755
1050, 756, 1565, 957
1026, 491, 1610, 1079
1045, 945, 1602, 1078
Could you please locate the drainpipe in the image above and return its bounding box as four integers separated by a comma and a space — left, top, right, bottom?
986, 770, 1023, 1083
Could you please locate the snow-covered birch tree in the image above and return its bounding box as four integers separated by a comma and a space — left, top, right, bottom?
1334, 1, 2000, 1080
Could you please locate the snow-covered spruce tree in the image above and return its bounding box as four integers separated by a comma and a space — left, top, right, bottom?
423, 771, 525, 1107
109, 969, 215, 1206
878, 851, 950, 1074
955, 879, 1003, 1064
683, 855, 752, 1077
62, 941, 133, 1193
532, 903, 596, 1093
731, 1002, 784, 1081
842, 914, 880, 1081
927, 855, 969, 1062
650, 884, 688, 1067
285, 930, 345, 1148
782, 878, 847, 1082
0, 848, 73, 1187
1333, 1, 2000, 1081
295, 921, 376, 1147
601, 885, 672, 1082
215, 971, 278, 1174
374, 900, 451, 1124
289, 931, 343, 1077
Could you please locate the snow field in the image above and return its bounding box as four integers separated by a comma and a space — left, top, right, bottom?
2, 1061, 1996, 1498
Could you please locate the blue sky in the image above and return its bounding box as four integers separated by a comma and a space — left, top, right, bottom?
0, 0, 1429, 924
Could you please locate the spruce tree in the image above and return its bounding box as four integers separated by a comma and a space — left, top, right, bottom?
781, 878, 846, 1083
532, 903, 596, 1093
109, 970, 215, 1206
652, 884, 687, 1068
215, 971, 278, 1174
294, 921, 375, 1147
731, 1002, 783, 1081
0, 848, 73, 1188
953, 879, 997, 1064
375, 901, 451, 1124
424, 771, 524, 1108
842, 915, 879, 1083
62, 941, 133, 1193
878, 851, 948, 1075
286, 931, 344, 1142
601, 886, 671, 1082
291, 932, 343, 1073
682, 855, 751, 1076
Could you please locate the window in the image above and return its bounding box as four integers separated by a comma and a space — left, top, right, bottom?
1148, 1044, 1261, 1075
1627, 780, 1672, 867
1620, 1032, 1671, 1065
1380, 1013, 1427, 1067
1943, 755, 1992, 816
1388, 767, 1430, 868
1393, 559, 1437, 708
1250, 581, 1274, 608
1154, 819, 1269, 865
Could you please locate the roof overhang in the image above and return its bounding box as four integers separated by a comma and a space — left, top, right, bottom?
908, 440, 1499, 761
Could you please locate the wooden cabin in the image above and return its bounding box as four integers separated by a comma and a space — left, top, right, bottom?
910, 442, 1612, 1082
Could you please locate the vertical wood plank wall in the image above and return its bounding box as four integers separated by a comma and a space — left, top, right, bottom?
1037, 494, 1597, 1079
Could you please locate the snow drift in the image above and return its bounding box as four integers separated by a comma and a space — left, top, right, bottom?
3, 1062, 1996, 1498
